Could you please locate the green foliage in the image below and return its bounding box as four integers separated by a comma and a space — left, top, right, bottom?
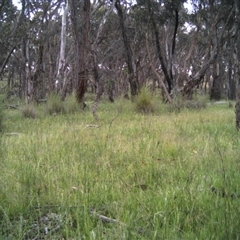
134, 87, 155, 114
1, 99, 239, 239
45, 93, 65, 115
20, 104, 37, 118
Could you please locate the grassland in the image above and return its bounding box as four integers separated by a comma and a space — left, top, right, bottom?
1, 97, 240, 239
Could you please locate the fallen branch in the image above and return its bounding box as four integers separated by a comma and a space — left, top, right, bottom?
5, 132, 21, 136
84, 124, 103, 128
36, 99, 47, 103
90, 210, 126, 225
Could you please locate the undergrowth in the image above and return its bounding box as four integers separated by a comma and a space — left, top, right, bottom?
20, 104, 37, 118
45, 93, 65, 115
134, 87, 156, 114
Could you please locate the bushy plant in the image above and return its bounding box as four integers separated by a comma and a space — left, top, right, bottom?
45, 93, 64, 115
20, 104, 37, 118
64, 93, 80, 114
135, 87, 155, 114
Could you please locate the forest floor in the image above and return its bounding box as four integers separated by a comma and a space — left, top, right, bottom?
1, 96, 240, 239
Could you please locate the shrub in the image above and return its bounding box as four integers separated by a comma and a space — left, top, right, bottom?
20, 104, 37, 118
64, 93, 80, 114
135, 88, 155, 114
45, 93, 64, 115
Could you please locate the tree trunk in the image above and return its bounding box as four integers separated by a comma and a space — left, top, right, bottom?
147, 1, 172, 93
228, 57, 235, 100
69, 0, 89, 106
57, 2, 68, 99
92, 62, 103, 121
76, 0, 90, 105
210, 61, 221, 100
169, 9, 179, 89
0, 46, 15, 77
31, 44, 45, 101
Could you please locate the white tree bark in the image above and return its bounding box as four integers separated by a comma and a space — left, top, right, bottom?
57, 1, 68, 92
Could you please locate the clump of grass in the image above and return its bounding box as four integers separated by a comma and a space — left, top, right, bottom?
134, 87, 155, 114
184, 99, 207, 109
64, 93, 80, 114
20, 104, 37, 118
85, 92, 96, 102
113, 96, 134, 115
45, 93, 64, 115
168, 94, 207, 112
167, 95, 185, 112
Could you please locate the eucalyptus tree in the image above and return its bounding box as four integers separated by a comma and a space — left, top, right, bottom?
68, 0, 90, 107
226, 33, 236, 100
206, 0, 235, 100
1, 0, 63, 101
90, 5, 123, 96
56, 1, 69, 99
0, 0, 20, 91
113, 0, 140, 97
91, 0, 117, 119
182, 0, 234, 98
131, 0, 187, 100
133, 0, 234, 100
90, 0, 141, 100
23, 0, 63, 101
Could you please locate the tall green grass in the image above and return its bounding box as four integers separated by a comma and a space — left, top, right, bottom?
0, 95, 4, 134
0, 95, 4, 162
1, 98, 239, 239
